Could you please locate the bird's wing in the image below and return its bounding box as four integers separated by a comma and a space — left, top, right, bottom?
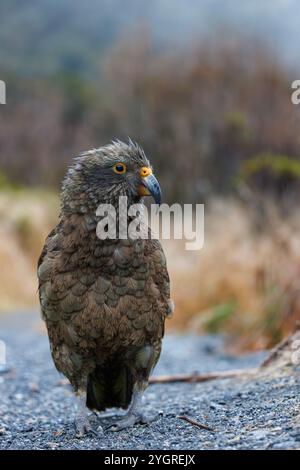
145, 237, 173, 321
37, 223, 63, 320
37, 224, 60, 270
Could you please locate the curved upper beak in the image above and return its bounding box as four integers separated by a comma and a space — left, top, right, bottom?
138, 168, 162, 205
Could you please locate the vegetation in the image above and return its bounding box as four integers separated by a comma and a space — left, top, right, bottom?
168, 197, 300, 350
0, 188, 58, 310
1, 36, 300, 204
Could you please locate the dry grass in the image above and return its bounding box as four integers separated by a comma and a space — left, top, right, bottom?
163, 198, 300, 350
1, 190, 299, 351
0, 189, 58, 310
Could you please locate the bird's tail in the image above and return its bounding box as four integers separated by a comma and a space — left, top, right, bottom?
86, 364, 134, 411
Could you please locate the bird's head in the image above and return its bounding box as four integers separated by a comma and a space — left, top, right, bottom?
61, 139, 162, 215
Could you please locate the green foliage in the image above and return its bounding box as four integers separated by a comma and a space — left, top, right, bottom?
203, 300, 236, 333
0, 171, 22, 192
14, 215, 32, 242
223, 111, 250, 141
0, 172, 10, 189
241, 153, 300, 180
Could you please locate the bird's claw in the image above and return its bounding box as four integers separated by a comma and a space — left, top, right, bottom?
106, 412, 158, 432
75, 417, 101, 438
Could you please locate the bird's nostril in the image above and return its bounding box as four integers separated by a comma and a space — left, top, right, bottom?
140, 166, 152, 178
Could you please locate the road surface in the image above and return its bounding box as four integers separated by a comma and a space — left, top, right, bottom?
0, 311, 299, 450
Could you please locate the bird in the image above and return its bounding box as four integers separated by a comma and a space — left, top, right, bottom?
37, 140, 173, 435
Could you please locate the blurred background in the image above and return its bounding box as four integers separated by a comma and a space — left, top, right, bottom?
1, 0, 300, 350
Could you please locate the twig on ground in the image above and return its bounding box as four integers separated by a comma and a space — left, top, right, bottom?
149, 368, 257, 384
178, 415, 215, 432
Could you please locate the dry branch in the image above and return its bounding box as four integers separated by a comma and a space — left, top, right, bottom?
178, 415, 215, 432
149, 368, 257, 384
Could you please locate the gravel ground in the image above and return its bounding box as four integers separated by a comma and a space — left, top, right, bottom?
0, 311, 300, 450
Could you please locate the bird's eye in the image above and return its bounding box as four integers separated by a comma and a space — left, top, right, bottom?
113, 162, 126, 174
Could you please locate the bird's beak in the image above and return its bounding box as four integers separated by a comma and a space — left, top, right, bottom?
138, 167, 162, 205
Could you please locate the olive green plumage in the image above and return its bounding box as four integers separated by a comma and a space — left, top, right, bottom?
38, 140, 172, 413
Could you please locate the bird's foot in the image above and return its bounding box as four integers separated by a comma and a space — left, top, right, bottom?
107, 411, 157, 432
75, 416, 100, 438
74, 390, 103, 438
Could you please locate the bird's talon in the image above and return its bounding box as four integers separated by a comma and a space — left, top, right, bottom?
105, 422, 122, 432
106, 411, 156, 432
75, 418, 93, 438
106, 425, 118, 432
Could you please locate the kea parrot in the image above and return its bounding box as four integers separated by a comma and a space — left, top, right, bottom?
37, 140, 173, 435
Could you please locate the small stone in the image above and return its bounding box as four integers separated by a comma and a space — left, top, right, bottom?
210, 402, 227, 410
28, 382, 39, 393
47, 442, 59, 449
227, 436, 241, 443
251, 429, 269, 439
97, 425, 104, 435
